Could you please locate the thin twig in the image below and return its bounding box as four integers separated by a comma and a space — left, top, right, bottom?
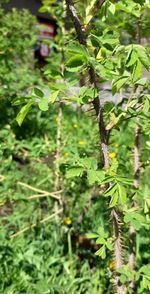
17, 181, 61, 200
28, 193, 61, 200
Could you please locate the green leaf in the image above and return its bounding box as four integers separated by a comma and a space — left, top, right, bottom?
66, 42, 89, 58
135, 77, 147, 86
142, 98, 150, 113
124, 212, 144, 230
66, 167, 84, 178
120, 275, 127, 283
135, 45, 150, 71
112, 76, 129, 95
86, 233, 99, 239
96, 237, 106, 245
66, 54, 86, 72
48, 83, 67, 91
126, 49, 138, 67
87, 170, 105, 185
109, 191, 119, 208
79, 157, 97, 170
106, 241, 113, 251
117, 176, 133, 185
33, 87, 44, 98
141, 275, 150, 290
12, 96, 31, 106
49, 90, 59, 103
132, 60, 142, 82
104, 183, 117, 197
108, 2, 116, 14
16, 100, 33, 126
95, 245, 106, 259
117, 184, 127, 205
97, 227, 108, 238
140, 264, 150, 276
38, 99, 49, 111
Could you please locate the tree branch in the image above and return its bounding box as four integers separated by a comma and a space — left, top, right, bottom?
65, 1, 124, 292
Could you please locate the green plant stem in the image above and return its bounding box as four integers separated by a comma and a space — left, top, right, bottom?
68, 229, 72, 262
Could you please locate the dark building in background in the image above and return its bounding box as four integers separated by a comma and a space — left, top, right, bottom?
4, 0, 57, 64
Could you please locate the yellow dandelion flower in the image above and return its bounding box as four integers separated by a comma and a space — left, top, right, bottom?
114, 143, 119, 148
73, 123, 78, 128
109, 152, 116, 159
79, 140, 85, 145
64, 217, 72, 226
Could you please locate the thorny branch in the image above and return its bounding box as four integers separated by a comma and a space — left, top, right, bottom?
65, 1, 124, 293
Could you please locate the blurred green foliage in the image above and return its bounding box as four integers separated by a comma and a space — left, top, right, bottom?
0, 0, 150, 293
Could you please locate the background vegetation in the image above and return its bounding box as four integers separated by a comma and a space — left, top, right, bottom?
0, 0, 150, 293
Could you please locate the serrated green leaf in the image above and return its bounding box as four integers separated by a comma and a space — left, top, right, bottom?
66, 54, 86, 72
66, 42, 89, 58
135, 45, 150, 71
